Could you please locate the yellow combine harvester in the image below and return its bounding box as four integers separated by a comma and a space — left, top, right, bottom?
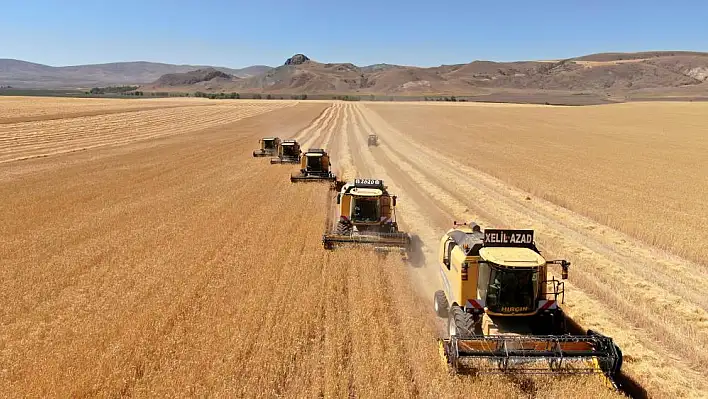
322, 178, 411, 254
253, 137, 281, 157
290, 148, 337, 183
270, 139, 301, 164
435, 222, 623, 384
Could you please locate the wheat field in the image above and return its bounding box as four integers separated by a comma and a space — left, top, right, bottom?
0, 96, 218, 123
2, 96, 702, 397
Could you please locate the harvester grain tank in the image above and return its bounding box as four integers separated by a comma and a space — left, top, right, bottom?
290, 148, 337, 182
253, 137, 281, 157
322, 178, 411, 254
435, 222, 623, 385
270, 139, 302, 164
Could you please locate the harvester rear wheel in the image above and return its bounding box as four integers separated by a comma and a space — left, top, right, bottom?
434, 290, 449, 318
448, 306, 475, 338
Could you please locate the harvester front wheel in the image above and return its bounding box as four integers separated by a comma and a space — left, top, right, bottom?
335, 220, 352, 235
535, 310, 567, 335
448, 306, 475, 338
434, 290, 449, 318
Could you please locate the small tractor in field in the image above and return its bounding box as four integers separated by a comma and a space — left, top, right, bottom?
435, 221, 623, 386
253, 137, 281, 157
270, 139, 302, 164
290, 148, 337, 183
367, 134, 379, 146
322, 178, 411, 254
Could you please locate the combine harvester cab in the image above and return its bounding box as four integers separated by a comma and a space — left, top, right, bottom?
322, 178, 411, 255
290, 148, 337, 183
270, 139, 302, 164
435, 223, 623, 387
253, 137, 281, 157
367, 134, 379, 146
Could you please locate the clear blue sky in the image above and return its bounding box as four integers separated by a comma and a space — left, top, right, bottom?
2, 0, 706, 68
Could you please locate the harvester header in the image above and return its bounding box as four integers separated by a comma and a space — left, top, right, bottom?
441, 330, 623, 378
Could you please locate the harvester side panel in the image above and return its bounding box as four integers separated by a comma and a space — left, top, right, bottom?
341, 194, 352, 217
381, 194, 392, 221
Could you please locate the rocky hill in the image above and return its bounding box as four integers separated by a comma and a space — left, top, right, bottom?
0, 60, 272, 88
151, 68, 236, 87
141, 52, 708, 100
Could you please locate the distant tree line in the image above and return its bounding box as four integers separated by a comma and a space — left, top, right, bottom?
88, 86, 139, 95
333, 95, 361, 101
192, 92, 311, 100
194, 91, 241, 99
424, 96, 465, 102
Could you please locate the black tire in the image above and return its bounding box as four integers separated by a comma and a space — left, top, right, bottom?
612, 344, 623, 375
533, 310, 567, 335
434, 290, 449, 318
553, 311, 567, 335
447, 306, 475, 338
335, 220, 352, 235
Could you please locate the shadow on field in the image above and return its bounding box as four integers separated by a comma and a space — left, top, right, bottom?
565, 316, 648, 399
406, 234, 427, 268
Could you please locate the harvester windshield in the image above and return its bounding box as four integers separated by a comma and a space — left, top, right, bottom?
263, 139, 276, 149
353, 197, 380, 223
487, 266, 538, 314
307, 155, 322, 171
283, 144, 298, 156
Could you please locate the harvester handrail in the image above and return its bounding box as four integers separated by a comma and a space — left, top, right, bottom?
541, 278, 566, 304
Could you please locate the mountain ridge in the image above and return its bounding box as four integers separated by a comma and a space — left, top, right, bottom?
3, 51, 708, 99
139, 51, 708, 98
0, 59, 272, 88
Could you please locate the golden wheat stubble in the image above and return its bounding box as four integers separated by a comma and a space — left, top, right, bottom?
0, 102, 327, 396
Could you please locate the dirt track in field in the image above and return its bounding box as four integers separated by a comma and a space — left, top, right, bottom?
3, 97, 700, 397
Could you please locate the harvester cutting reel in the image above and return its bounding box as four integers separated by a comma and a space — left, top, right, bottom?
439, 330, 623, 388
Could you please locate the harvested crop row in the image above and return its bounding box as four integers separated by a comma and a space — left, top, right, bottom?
0, 96, 215, 123
0, 102, 294, 163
